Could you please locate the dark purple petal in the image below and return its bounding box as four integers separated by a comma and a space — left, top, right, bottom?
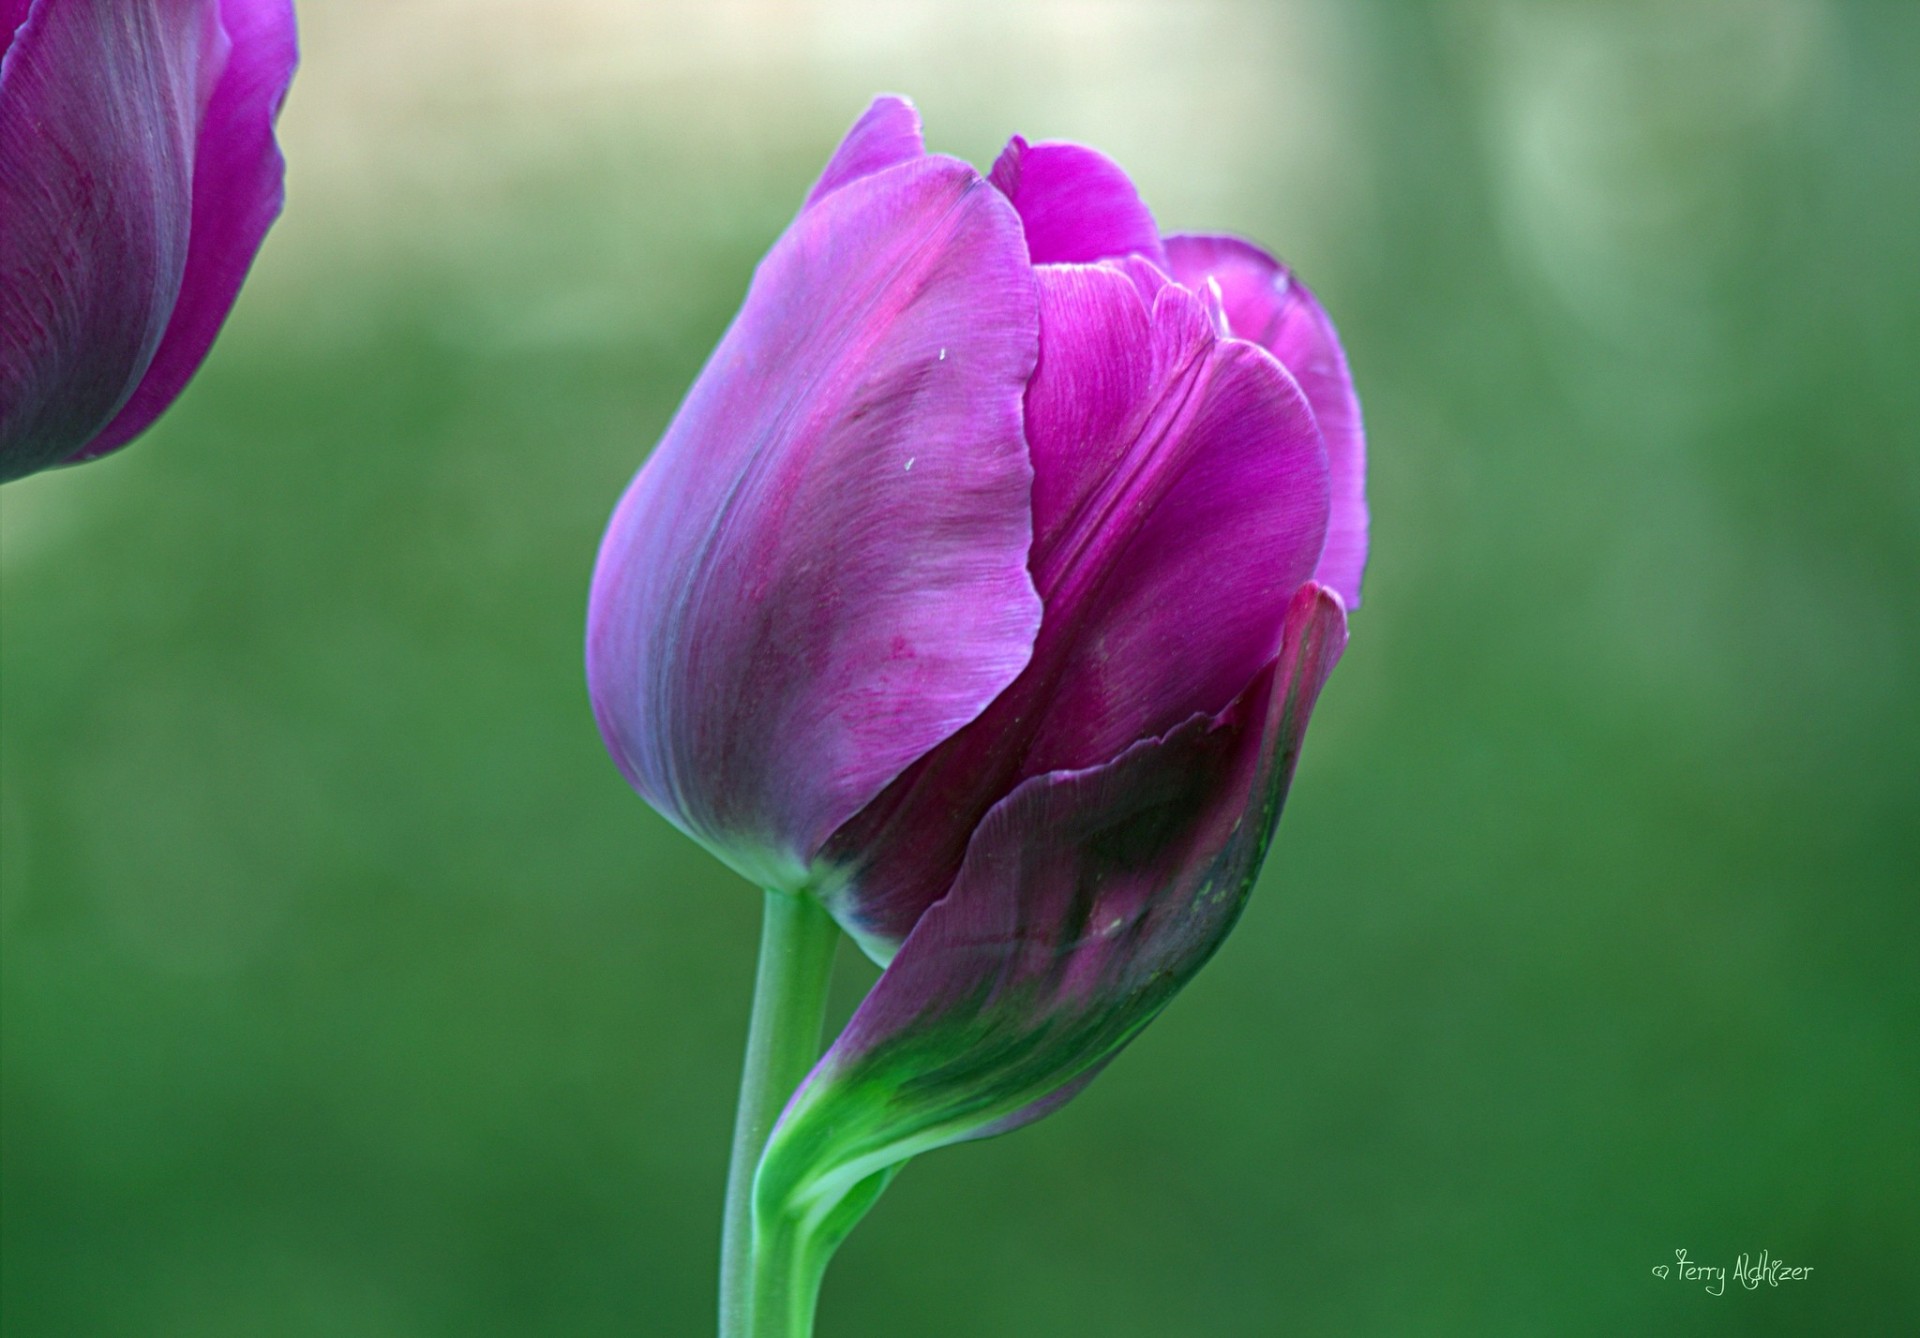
587, 156, 1042, 893
1, 0, 205, 479
987, 136, 1168, 268
1164, 234, 1368, 606
760, 584, 1349, 1249
75, 0, 296, 462
3, 0, 31, 59
824, 265, 1329, 954
0, 0, 293, 480
804, 95, 924, 208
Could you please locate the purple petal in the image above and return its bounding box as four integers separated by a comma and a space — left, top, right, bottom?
2, 0, 206, 479
0, 0, 293, 480
587, 156, 1042, 892
1022, 273, 1331, 774
825, 265, 1329, 953
804, 95, 924, 209
73, 0, 296, 463
760, 585, 1349, 1242
987, 136, 1168, 269
1164, 234, 1368, 606
3, 0, 31, 59
1103, 252, 1174, 303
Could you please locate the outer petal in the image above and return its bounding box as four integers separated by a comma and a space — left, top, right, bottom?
803, 95, 923, 208
988, 136, 1168, 269
1164, 234, 1368, 606
824, 265, 1328, 954
759, 584, 1350, 1287
587, 155, 1042, 893
1, 0, 207, 480
75, 0, 297, 461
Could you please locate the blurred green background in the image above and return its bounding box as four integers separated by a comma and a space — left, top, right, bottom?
4, 1, 1916, 1334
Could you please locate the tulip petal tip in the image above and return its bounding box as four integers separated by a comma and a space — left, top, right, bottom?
806, 94, 927, 207
988, 135, 1168, 268
588, 125, 1044, 883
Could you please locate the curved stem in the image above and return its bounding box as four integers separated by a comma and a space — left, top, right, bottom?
748, 1209, 811, 1338
720, 890, 839, 1338
750, 1164, 900, 1338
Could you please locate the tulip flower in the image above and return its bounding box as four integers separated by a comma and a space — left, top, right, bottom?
0, 0, 297, 483
587, 96, 1366, 1335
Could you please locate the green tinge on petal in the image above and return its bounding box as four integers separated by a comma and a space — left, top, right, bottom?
753, 583, 1349, 1300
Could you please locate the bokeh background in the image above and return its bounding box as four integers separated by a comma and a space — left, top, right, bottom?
4, 1, 1916, 1333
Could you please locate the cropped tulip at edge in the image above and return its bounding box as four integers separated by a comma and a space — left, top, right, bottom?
0, 0, 297, 483
587, 95, 1367, 1283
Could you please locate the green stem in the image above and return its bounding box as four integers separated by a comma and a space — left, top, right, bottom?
748, 1208, 811, 1338
719, 890, 838, 1338
749, 1164, 900, 1338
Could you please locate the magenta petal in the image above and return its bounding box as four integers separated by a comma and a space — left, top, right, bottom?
1103, 252, 1174, 303
587, 157, 1042, 892
1164, 234, 1369, 606
75, 0, 296, 462
804, 95, 924, 208
987, 136, 1169, 268
1, 0, 205, 479
760, 585, 1349, 1242
825, 264, 1328, 952
1022, 271, 1332, 770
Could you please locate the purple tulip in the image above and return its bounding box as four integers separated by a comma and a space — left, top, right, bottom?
0, 0, 297, 483
588, 95, 1366, 1278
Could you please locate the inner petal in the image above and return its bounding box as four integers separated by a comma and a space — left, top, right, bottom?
987, 136, 1169, 269
1164, 234, 1368, 607
824, 262, 1328, 952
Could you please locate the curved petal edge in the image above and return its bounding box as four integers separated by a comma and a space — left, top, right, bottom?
76, 0, 298, 461
1, 0, 203, 478
989, 135, 1168, 269
820, 263, 1329, 955
757, 581, 1349, 1272
586, 156, 1043, 893
1163, 234, 1368, 607
804, 94, 925, 208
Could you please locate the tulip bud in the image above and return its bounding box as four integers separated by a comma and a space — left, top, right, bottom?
0, 0, 297, 482
586, 96, 1368, 1312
